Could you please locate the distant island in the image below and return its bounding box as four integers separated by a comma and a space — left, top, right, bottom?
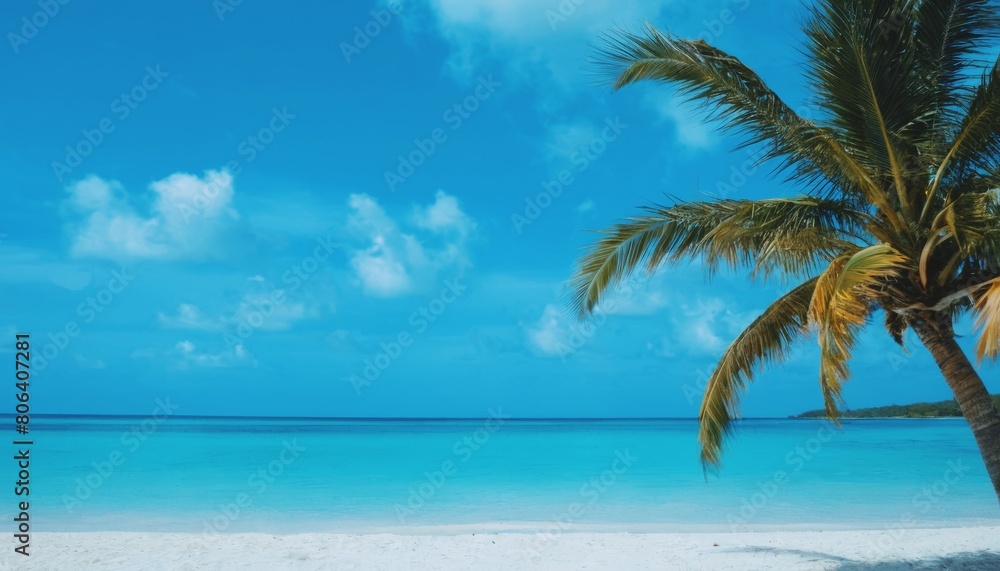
792, 395, 1000, 419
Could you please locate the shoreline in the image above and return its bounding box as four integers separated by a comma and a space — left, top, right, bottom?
12, 526, 1000, 570
33, 517, 1000, 535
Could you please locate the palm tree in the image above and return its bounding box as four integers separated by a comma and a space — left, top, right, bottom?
571, 0, 1000, 506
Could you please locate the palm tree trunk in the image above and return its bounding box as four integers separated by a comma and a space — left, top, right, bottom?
911, 313, 1000, 506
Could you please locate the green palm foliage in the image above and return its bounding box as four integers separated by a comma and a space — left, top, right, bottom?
572, 0, 1000, 476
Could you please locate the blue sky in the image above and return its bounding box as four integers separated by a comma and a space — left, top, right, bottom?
1, 0, 994, 417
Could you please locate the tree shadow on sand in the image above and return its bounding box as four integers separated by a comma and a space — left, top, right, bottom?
835, 551, 1000, 570
735, 547, 1000, 570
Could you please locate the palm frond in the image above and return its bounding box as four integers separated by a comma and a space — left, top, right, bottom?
809, 245, 907, 419
596, 24, 907, 234
915, 0, 1000, 101
686, 196, 868, 278
808, 255, 853, 419
913, 0, 1000, 148
571, 197, 864, 316
699, 278, 818, 469
923, 57, 1000, 222
920, 189, 1000, 287
973, 280, 1000, 362
803, 1, 925, 215
833, 243, 908, 294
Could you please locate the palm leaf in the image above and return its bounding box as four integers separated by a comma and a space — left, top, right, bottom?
973, 280, 1000, 362
803, 0, 925, 216
596, 24, 907, 234
809, 245, 907, 419
914, 0, 1000, 115
699, 278, 818, 469
923, 57, 1000, 222
571, 197, 864, 316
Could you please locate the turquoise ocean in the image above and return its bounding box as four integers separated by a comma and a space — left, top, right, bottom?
8, 416, 999, 533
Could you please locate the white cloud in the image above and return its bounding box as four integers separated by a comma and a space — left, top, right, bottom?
400, 0, 732, 151
524, 274, 675, 356
524, 274, 757, 359
646, 337, 677, 358
544, 121, 600, 162
413, 190, 476, 237
347, 191, 474, 297
599, 284, 671, 316
233, 291, 312, 331
74, 354, 106, 369
67, 176, 123, 211
404, 0, 670, 88
351, 240, 412, 297
646, 94, 715, 149
64, 169, 239, 260
687, 314, 726, 352
173, 339, 254, 368
524, 304, 574, 356
576, 199, 595, 213
160, 281, 322, 334
666, 297, 756, 355
158, 303, 225, 331
580, 272, 673, 317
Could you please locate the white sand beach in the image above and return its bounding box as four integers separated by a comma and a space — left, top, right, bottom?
9, 526, 999, 570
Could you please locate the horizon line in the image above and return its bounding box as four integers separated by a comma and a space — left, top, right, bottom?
4, 413, 804, 421
0, 413, 902, 421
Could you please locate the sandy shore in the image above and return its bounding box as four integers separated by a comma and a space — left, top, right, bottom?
7, 527, 999, 570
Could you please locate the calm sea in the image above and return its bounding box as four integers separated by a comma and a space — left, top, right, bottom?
6, 416, 999, 533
